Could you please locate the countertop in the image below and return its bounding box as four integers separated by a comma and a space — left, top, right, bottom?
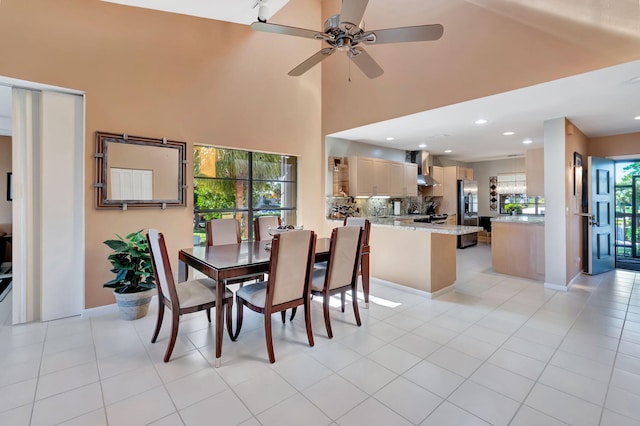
368, 217, 482, 235
491, 215, 545, 225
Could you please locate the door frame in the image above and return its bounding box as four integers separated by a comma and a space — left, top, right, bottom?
0, 76, 85, 323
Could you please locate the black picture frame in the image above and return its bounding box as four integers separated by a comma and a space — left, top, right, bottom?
6, 172, 11, 201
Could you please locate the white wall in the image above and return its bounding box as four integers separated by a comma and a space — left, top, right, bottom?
544, 117, 568, 290
468, 157, 526, 217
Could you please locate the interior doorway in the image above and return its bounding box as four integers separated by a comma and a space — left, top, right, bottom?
615, 160, 640, 271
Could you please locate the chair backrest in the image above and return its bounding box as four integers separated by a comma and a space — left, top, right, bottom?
254, 216, 281, 241
324, 226, 363, 291
206, 218, 241, 246
267, 230, 316, 306
344, 217, 371, 246
147, 229, 179, 308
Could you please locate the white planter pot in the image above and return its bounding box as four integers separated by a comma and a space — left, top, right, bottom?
113, 289, 154, 320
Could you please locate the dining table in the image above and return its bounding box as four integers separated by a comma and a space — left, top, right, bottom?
178, 237, 331, 367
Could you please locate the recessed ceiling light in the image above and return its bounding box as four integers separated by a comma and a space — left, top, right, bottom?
444, 149, 452, 153
418, 143, 427, 148
634, 115, 640, 120
522, 139, 533, 144
503, 131, 515, 136
474, 119, 488, 125
385, 137, 395, 141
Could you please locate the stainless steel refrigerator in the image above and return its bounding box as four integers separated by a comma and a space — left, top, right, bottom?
457, 180, 479, 248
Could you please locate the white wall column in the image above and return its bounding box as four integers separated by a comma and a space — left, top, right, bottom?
543, 117, 568, 290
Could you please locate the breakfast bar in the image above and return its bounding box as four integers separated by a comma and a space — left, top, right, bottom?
365, 218, 483, 296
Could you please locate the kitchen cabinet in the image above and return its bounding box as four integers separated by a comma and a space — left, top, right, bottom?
525, 148, 544, 196
348, 156, 375, 196
424, 166, 444, 197
403, 163, 418, 197
348, 156, 416, 197
440, 167, 459, 214
457, 167, 474, 180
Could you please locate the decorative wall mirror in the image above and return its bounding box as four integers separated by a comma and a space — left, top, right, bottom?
94, 131, 187, 209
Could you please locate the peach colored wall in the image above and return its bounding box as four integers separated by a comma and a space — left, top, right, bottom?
565, 120, 588, 282
0, 136, 11, 232
588, 132, 640, 158
320, 0, 640, 135
0, 0, 323, 308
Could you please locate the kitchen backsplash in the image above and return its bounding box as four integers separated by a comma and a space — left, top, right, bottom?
326, 195, 439, 219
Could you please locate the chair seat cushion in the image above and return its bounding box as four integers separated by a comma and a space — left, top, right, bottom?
236, 281, 267, 308
177, 278, 233, 309
311, 268, 326, 292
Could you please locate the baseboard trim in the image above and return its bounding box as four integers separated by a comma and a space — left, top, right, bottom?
543, 282, 569, 292
369, 277, 454, 299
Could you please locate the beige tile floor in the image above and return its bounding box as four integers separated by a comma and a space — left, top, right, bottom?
1, 245, 640, 425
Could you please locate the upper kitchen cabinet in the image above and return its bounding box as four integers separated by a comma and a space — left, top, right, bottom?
348, 156, 375, 196
348, 156, 416, 197
457, 167, 474, 180
403, 163, 418, 197
390, 162, 418, 196
525, 148, 544, 196
424, 166, 444, 197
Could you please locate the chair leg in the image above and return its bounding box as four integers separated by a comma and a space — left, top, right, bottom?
163, 310, 180, 362
225, 299, 234, 340
265, 312, 276, 363
304, 300, 314, 347
281, 311, 286, 324
352, 285, 362, 327
232, 299, 244, 340
151, 301, 164, 343
289, 307, 297, 321
323, 292, 333, 339
362, 253, 370, 308
341, 292, 346, 312
206, 308, 211, 323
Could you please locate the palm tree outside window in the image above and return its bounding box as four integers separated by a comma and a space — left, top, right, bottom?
193, 146, 297, 245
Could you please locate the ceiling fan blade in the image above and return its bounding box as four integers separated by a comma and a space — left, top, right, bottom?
348, 47, 384, 79
288, 48, 335, 76
340, 0, 369, 28
251, 22, 322, 40
366, 24, 444, 44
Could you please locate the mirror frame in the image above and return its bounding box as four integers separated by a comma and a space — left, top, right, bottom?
94, 131, 187, 209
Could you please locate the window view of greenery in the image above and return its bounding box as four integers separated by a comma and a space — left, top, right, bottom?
615, 161, 640, 264
193, 146, 297, 244
496, 173, 544, 215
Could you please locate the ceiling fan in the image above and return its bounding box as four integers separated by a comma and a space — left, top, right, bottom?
251, 0, 444, 79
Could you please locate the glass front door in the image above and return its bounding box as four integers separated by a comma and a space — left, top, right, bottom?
615, 161, 640, 271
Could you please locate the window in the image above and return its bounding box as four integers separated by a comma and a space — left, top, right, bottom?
193, 146, 297, 244
497, 173, 544, 215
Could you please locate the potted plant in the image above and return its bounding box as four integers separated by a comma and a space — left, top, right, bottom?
505, 203, 523, 215
103, 229, 156, 320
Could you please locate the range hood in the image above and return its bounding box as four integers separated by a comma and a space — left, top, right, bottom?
406, 150, 438, 186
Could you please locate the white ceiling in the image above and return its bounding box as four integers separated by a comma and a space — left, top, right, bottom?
100, 0, 290, 25
329, 60, 640, 162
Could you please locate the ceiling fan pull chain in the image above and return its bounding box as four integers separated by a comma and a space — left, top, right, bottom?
348, 56, 352, 82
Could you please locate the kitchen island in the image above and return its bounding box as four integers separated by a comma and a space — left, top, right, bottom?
364, 217, 483, 296
491, 215, 545, 281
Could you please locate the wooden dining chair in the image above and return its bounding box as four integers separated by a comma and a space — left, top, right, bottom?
206, 218, 264, 284
311, 225, 364, 338
254, 215, 281, 241
233, 229, 316, 363
146, 229, 234, 362
344, 217, 371, 308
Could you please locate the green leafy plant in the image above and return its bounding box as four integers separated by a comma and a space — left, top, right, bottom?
505, 203, 523, 215
103, 230, 155, 294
